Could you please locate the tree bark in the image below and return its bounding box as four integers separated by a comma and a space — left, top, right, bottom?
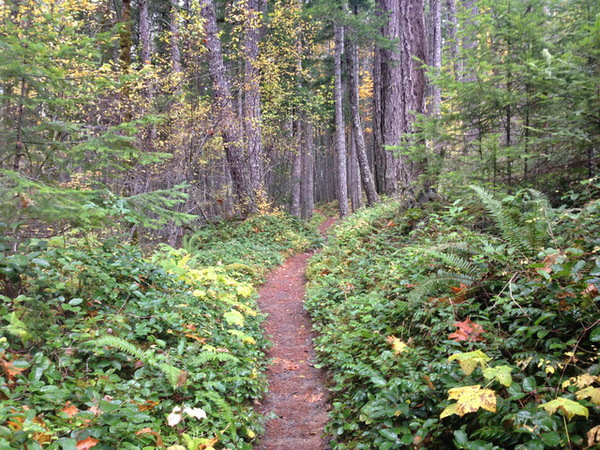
334, 13, 349, 217
119, 0, 132, 72
301, 119, 314, 219
243, 0, 266, 198
201, 0, 255, 214
139, 0, 151, 65
347, 35, 379, 205
290, 119, 302, 217
377, 0, 401, 195
372, 45, 385, 194
428, 0, 442, 116
170, 0, 182, 74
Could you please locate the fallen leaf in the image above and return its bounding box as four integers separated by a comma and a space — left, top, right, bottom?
183, 406, 207, 420
387, 335, 409, 355
138, 400, 160, 412
76, 436, 99, 450
449, 317, 485, 342
587, 425, 600, 448
136, 427, 164, 447
61, 401, 79, 418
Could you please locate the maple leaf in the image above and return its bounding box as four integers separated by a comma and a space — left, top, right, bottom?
576, 386, 600, 405
448, 317, 485, 342
386, 335, 408, 355
448, 350, 491, 375
539, 397, 589, 421
76, 436, 99, 450
440, 385, 496, 418
588, 426, 600, 449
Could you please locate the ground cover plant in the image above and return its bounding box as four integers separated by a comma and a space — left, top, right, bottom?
306, 181, 600, 449
0, 212, 318, 449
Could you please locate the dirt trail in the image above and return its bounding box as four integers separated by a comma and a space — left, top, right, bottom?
256, 217, 336, 450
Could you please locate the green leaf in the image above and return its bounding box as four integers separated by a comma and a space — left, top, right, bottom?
223, 310, 245, 327
539, 397, 589, 421
590, 326, 600, 343
482, 365, 513, 387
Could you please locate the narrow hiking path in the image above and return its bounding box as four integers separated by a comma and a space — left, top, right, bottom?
256, 217, 336, 450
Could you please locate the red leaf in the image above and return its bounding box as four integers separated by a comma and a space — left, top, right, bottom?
449, 317, 485, 342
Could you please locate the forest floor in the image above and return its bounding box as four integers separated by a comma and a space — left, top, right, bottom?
255, 216, 336, 449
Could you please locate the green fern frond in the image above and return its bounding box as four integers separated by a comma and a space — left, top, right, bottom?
157, 362, 185, 389
424, 249, 481, 277
188, 351, 239, 366
408, 272, 476, 302
93, 335, 149, 361
200, 390, 235, 425
91, 336, 183, 389
470, 185, 532, 256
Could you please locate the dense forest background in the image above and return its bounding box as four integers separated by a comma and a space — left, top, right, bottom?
1, 0, 597, 243
0, 0, 599, 448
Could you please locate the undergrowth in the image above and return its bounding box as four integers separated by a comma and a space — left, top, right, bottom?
306, 183, 600, 449
0, 212, 318, 449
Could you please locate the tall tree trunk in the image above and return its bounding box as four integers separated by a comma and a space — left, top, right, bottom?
347, 34, 379, 205
243, 0, 266, 198
119, 0, 132, 72
445, 0, 461, 81
201, 0, 255, 214
301, 119, 314, 219
372, 45, 385, 194
398, 0, 427, 186
139, 0, 151, 64
428, 0, 442, 116
170, 0, 182, 74
377, 0, 401, 195
290, 118, 302, 217
334, 14, 349, 217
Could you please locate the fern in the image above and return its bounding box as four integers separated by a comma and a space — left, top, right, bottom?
408, 272, 477, 302
470, 186, 533, 256
469, 186, 553, 257
91, 336, 184, 389
424, 249, 481, 277
188, 351, 239, 366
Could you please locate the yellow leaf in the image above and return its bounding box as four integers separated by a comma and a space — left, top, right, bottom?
576, 386, 600, 405
539, 397, 589, 421
443, 385, 496, 418
386, 336, 408, 355
448, 350, 491, 375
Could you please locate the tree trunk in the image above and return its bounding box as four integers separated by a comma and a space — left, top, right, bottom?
301, 119, 314, 219
139, 0, 151, 65
290, 119, 302, 217
119, 0, 132, 72
445, 0, 461, 81
170, 0, 182, 74
377, 0, 401, 195
428, 0, 442, 117
398, 0, 427, 186
347, 35, 379, 205
243, 0, 266, 198
372, 45, 385, 194
201, 0, 255, 215
334, 14, 349, 217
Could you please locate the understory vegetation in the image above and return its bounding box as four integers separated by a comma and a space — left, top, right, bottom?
306, 181, 600, 449
0, 213, 318, 449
